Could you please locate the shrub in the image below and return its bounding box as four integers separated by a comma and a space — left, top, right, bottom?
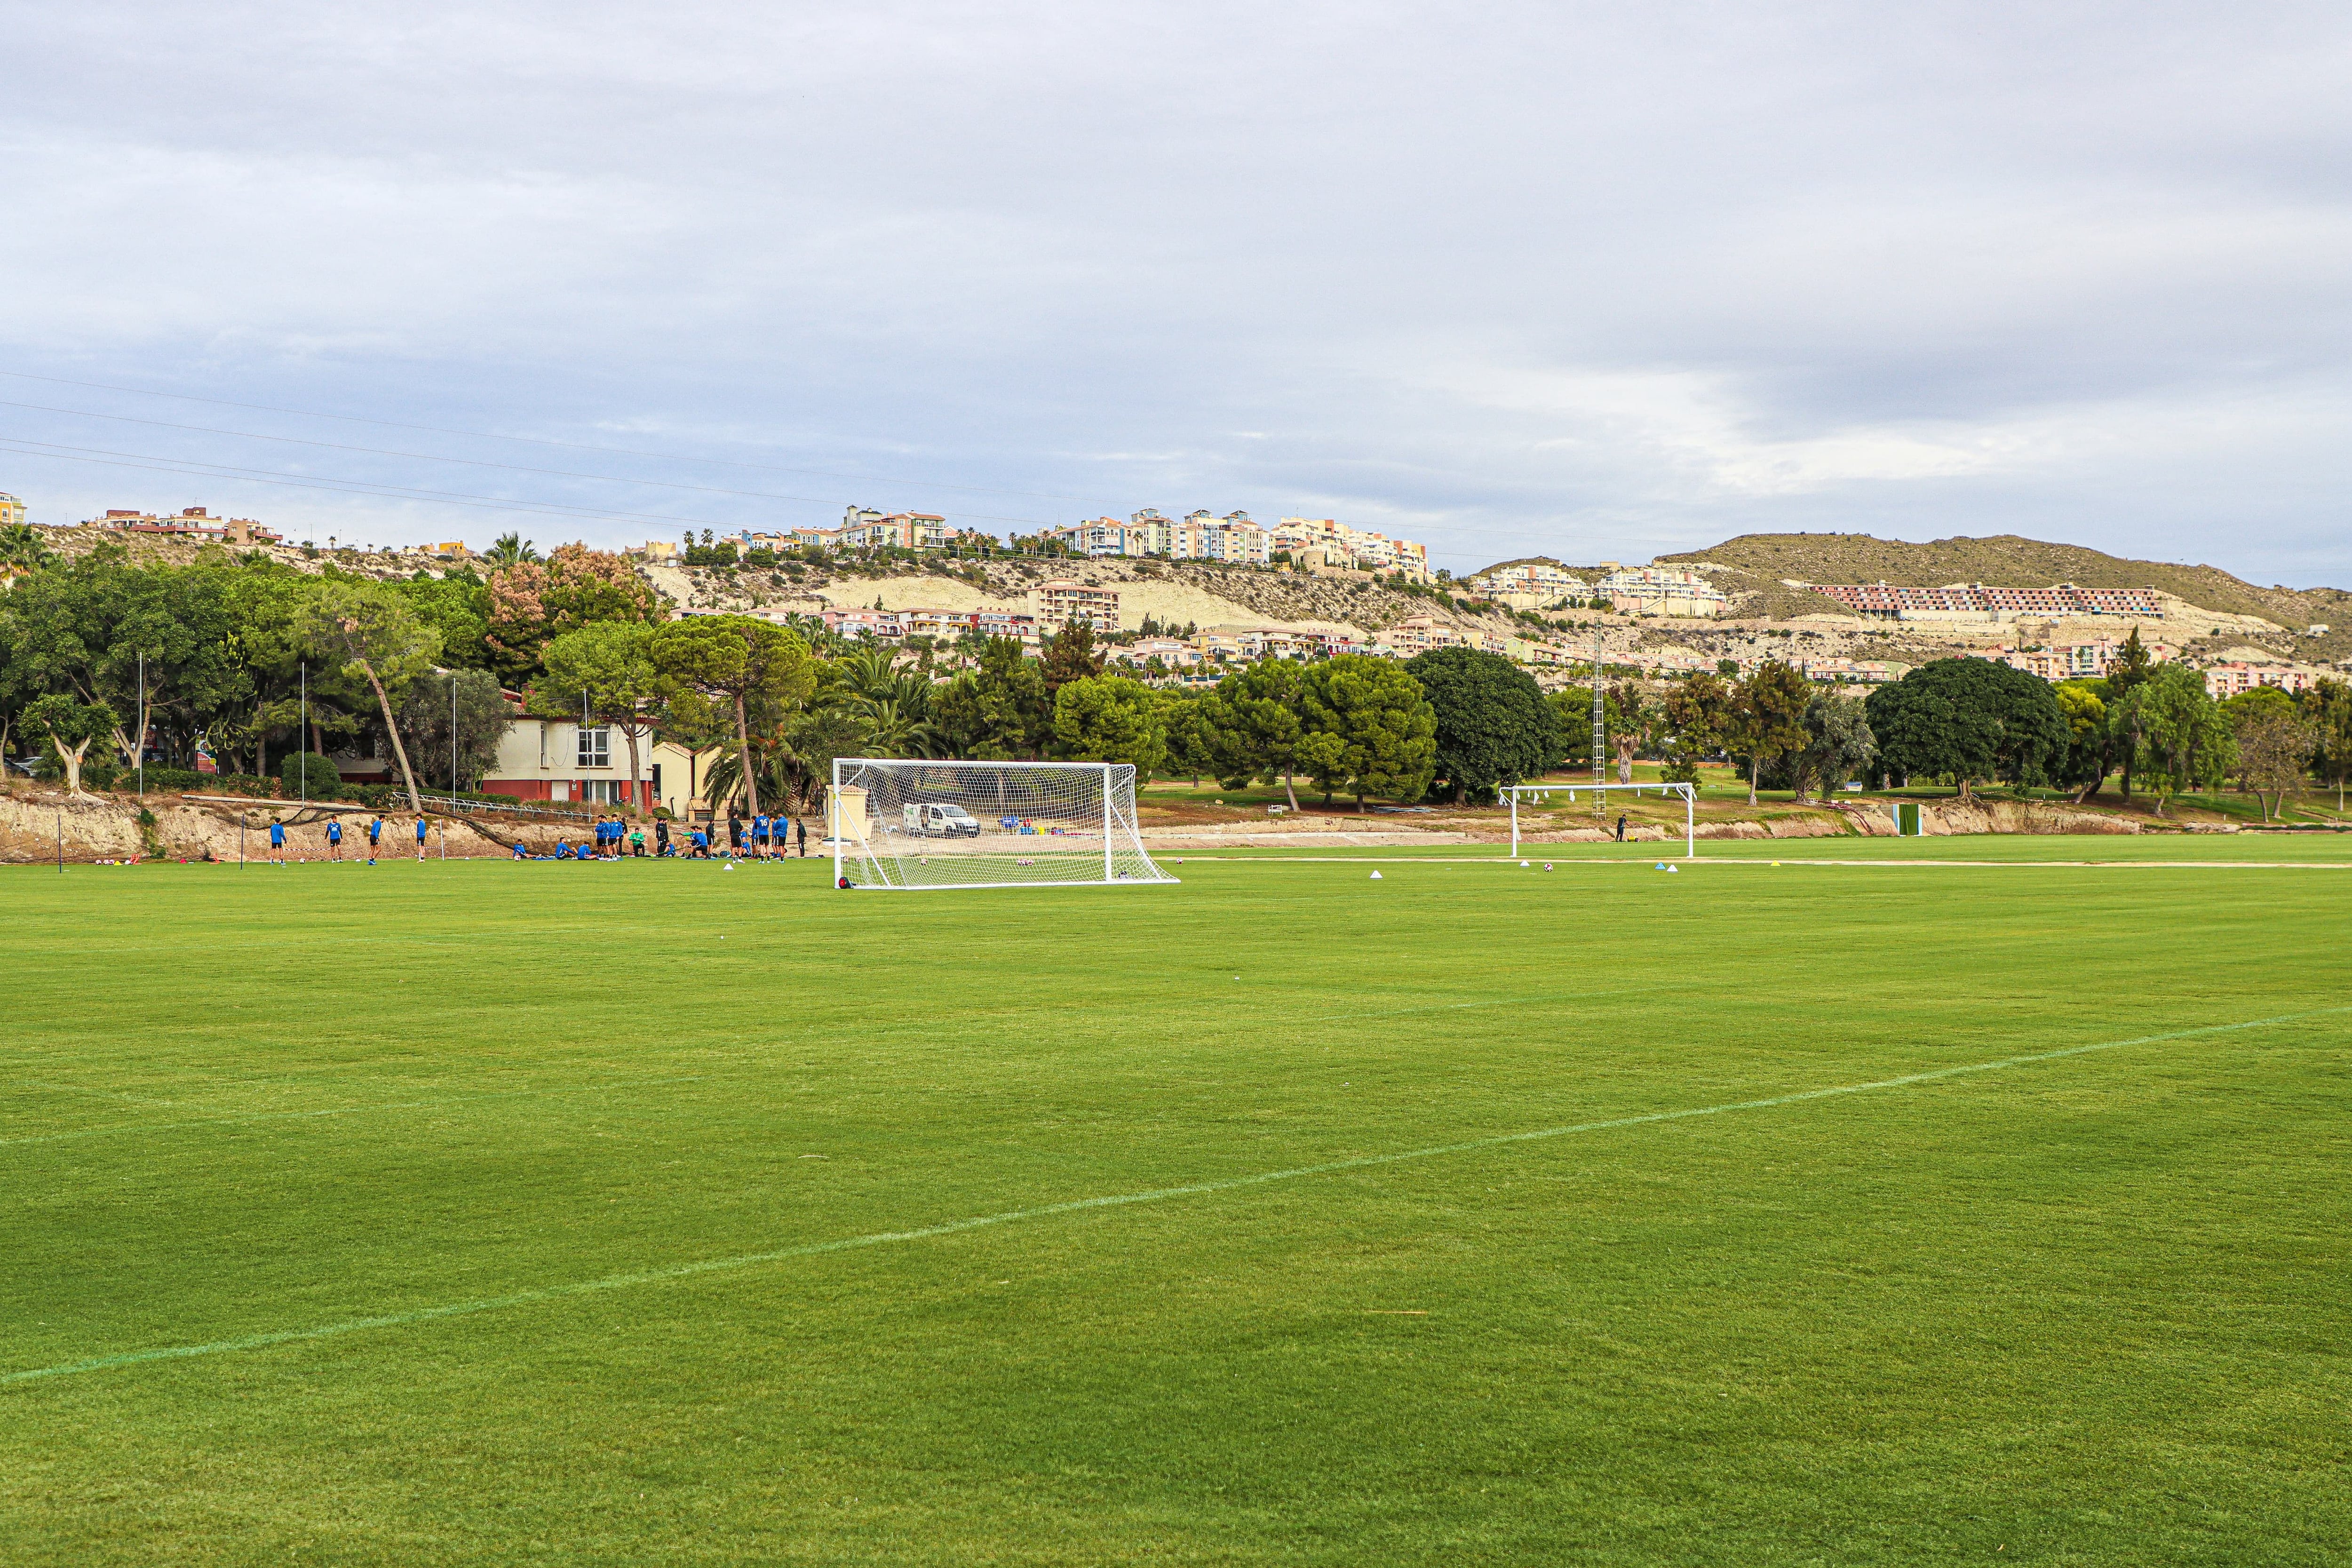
280, 752, 346, 797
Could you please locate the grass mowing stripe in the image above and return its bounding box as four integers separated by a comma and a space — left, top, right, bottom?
8, 1003, 2344, 1389
0, 1075, 708, 1150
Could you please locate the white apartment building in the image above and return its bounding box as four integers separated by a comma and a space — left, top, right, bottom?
1372, 616, 1508, 657
1272, 517, 1433, 583
1595, 566, 1728, 618
1470, 562, 1592, 601
1033, 581, 1121, 633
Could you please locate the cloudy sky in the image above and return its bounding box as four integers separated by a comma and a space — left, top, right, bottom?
3, 2, 2348, 581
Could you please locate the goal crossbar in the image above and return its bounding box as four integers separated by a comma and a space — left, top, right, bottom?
830, 757, 1179, 890
1503, 781, 1697, 859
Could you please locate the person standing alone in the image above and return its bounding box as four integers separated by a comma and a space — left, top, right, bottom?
268, 816, 287, 865
326, 818, 343, 860
366, 814, 382, 864
415, 815, 429, 861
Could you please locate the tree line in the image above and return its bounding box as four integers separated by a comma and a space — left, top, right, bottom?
6, 527, 2344, 821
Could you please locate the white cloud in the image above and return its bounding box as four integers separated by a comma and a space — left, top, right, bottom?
0, 0, 2347, 580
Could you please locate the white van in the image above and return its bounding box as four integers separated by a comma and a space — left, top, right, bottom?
902, 802, 983, 838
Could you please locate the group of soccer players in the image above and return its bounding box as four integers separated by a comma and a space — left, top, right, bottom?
254, 808, 807, 865
262, 813, 426, 865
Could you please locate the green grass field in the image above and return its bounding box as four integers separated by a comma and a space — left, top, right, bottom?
7, 846, 2351, 1565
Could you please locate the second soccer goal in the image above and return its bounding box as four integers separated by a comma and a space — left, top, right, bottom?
830, 758, 1179, 890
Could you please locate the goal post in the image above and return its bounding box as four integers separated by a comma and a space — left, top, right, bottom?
829, 757, 1179, 890
1502, 781, 1697, 859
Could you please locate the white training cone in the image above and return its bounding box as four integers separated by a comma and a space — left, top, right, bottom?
1519, 860, 1529, 868
1667, 864, 1679, 873
1369, 870, 1383, 879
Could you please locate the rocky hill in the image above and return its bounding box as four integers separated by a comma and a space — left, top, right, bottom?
1657, 533, 2352, 661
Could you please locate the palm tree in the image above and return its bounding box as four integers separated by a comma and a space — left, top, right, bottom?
0, 523, 55, 573
484, 532, 541, 566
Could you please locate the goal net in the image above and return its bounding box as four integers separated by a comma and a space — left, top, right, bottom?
830, 758, 1179, 890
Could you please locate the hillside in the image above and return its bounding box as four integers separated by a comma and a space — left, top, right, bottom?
1658, 533, 2352, 660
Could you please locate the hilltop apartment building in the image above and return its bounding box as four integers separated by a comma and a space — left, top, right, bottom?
85, 506, 283, 545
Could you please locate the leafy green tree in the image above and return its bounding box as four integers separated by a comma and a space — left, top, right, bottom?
279, 751, 346, 799
0, 544, 245, 770
2125, 664, 2234, 815
2231, 708, 2316, 821
2221, 687, 2296, 796
1159, 690, 1221, 787
1040, 621, 1106, 695
1727, 660, 1811, 804
24, 693, 119, 794
539, 621, 668, 810
1864, 657, 2070, 802
1404, 647, 1562, 804
651, 615, 816, 820
2304, 677, 2352, 812
934, 637, 1051, 761
396, 569, 494, 671
2051, 681, 2111, 799
397, 668, 512, 795
1052, 675, 1168, 777
1789, 687, 1875, 800
0, 523, 55, 573
1297, 655, 1437, 811
1656, 670, 1733, 785
1204, 659, 1319, 807
300, 580, 444, 813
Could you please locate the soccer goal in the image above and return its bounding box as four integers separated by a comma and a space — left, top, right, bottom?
830, 758, 1180, 890
1502, 781, 1697, 859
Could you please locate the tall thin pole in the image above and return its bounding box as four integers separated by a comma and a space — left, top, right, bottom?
137, 652, 146, 799
57, 810, 64, 874
832, 758, 843, 887
1103, 762, 1113, 882
299, 661, 307, 807
451, 673, 459, 808
1590, 624, 1605, 816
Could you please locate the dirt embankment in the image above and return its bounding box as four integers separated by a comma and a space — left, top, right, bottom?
0, 787, 604, 864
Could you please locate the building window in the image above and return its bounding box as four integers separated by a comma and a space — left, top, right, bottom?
578, 726, 611, 769
582, 779, 624, 804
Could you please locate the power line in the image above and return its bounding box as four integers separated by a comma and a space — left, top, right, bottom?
0, 368, 1121, 509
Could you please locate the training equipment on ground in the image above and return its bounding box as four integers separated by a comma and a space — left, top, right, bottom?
1502, 780, 1698, 860
831, 759, 1177, 890
1370, 870, 1383, 879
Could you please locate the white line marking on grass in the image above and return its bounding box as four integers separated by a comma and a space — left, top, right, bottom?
7, 1006, 2346, 1387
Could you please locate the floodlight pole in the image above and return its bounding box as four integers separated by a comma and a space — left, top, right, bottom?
137, 652, 146, 799
1590, 624, 1604, 817
298, 661, 307, 807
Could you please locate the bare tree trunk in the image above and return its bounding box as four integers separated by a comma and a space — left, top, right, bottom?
1747, 755, 1758, 807
620, 719, 645, 817
358, 658, 425, 813
733, 692, 761, 820
1282, 770, 1299, 811
59, 737, 92, 795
